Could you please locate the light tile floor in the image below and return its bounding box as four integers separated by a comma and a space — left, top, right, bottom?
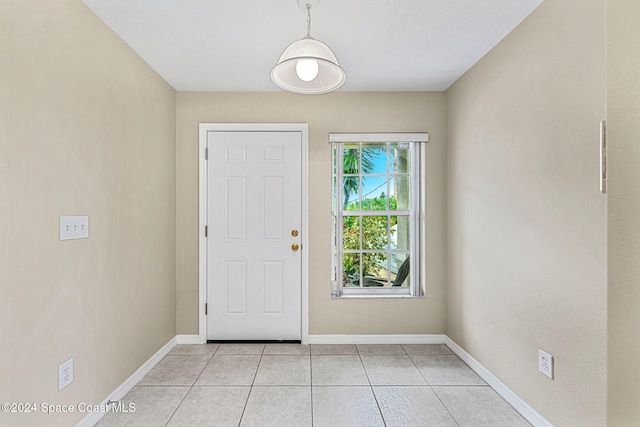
96, 343, 531, 427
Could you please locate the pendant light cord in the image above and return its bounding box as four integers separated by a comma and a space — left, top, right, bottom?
306, 4, 312, 38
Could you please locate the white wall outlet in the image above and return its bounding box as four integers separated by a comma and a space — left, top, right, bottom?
58, 358, 74, 390
59, 216, 89, 240
538, 349, 554, 379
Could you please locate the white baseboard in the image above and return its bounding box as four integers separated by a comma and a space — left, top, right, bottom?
176, 334, 204, 344
75, 333, 551, 427
307, 334, 447, 344
443, 337, 553, 427
308, 334, 551, 426
75, 337, 177, 427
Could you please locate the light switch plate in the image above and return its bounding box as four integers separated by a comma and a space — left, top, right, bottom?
59, 216, 89, 240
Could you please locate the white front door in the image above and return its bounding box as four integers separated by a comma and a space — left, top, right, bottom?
206, 131, 302, 340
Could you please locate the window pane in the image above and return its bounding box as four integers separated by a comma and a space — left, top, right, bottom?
342, 216, 360, 250
362, 216, 388, 250
331, 137, 421, 297
362, 252, 388, 286
391, 216, 411, 250
343, 177, 360, 210
343, 144, 360, 174
390, 144, 411, 174
361, 176, 387, 210
389, 176, 410, 211
343, 253, 360, 287
361, 144, 387, 175
391, 252, 410, 287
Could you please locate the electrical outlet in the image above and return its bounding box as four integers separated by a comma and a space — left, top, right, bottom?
59, 216, 89, 240
58, 359, 74, 390
538, 349, 553, 379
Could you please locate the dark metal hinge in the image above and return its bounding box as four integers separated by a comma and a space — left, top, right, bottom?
205, 225, 208, 237
205, 303, 208, 315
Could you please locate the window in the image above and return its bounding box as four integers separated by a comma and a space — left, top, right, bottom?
330, 133, 427, 297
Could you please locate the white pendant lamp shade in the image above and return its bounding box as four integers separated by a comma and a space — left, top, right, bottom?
271, 1, 346, 94
271, 38, 346, 94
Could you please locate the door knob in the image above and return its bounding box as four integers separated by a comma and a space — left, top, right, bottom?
291, 230, 299, 237
291, 244, 299, 252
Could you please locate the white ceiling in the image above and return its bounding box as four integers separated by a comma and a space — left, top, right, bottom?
83, 0, 543, 92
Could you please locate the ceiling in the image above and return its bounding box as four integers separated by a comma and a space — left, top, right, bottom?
83, 0, 543, 92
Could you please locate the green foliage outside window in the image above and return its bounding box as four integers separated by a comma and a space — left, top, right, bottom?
337, 143, 412, 288
342, 194, 398, 284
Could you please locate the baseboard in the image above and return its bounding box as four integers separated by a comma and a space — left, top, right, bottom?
443, 337, 553, 427
75, 333, 551, 427
307, 334, 447, 344
308, 334, 551, 426
75, 336, 177, 427
176, 334, 204, 344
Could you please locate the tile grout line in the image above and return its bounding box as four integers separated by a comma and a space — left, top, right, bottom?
403, 344, 462, 427
309, 349, 314, 427
356, 345, 388, 427
162, 346, 219, 427
236, 344, 265, 427
430, 386, 462, 427
403, 345, 432, 386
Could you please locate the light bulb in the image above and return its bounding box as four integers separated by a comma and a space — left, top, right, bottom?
296, 59, 319, 82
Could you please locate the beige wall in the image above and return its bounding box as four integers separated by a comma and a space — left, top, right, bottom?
446, 0, 606, 425
4, 0, 630, 424
0, 1, 176, 426
606, 0, 640, 425
176, 92, 447, 335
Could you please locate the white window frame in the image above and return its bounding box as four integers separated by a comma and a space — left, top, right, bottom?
330, 133, 428, 297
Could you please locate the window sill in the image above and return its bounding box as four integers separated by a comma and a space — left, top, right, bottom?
331, 294, 425, 299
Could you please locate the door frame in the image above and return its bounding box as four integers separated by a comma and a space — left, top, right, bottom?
198, 123, 309, 344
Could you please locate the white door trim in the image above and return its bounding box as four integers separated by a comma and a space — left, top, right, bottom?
198, 123, 309, 344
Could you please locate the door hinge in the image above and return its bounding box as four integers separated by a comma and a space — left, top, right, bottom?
205, 225, 208, 237
205, 147, 208, 160
205, 303, 208, 315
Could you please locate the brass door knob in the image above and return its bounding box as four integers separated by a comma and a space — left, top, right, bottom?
291, 244, 299, 252
291, 230, 299, 237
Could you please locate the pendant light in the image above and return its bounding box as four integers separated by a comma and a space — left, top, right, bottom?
271, 0, 346, 94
